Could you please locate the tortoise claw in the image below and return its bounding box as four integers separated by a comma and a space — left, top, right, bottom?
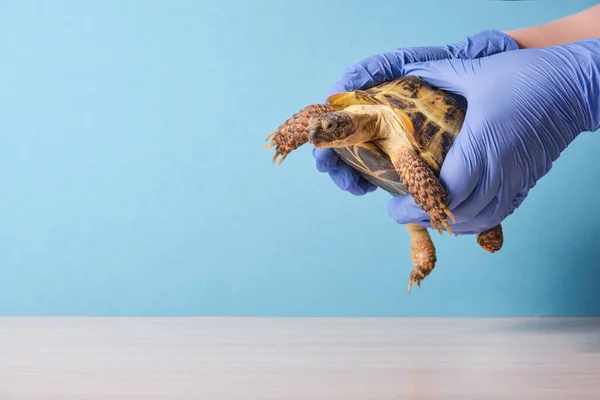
271, 149, 282, 164
407, 271, 423, 294
264, 131, 291, 165
429, 210, 454, 236
263, 128, 299, 165
263, 140, 275, 151
265, 131, 276, 141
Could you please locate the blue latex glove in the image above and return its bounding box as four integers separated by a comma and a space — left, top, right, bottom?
320, 37, 600, 235
387, 39, 600, 234
313, 30, 520, 196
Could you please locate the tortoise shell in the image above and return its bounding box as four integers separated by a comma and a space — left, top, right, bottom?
327, 76, 466, 196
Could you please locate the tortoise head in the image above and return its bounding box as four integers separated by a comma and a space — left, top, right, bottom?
307, 112, 356, 148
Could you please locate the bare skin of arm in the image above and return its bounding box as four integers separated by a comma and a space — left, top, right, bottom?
505, 4, 600, 49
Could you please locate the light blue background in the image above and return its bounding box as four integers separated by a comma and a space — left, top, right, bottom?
1, 0, 599, 316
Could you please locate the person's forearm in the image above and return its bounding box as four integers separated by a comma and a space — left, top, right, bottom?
504, 4, 600, 49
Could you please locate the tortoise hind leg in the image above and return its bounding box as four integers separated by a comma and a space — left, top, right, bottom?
391, 146, 456, 235
406, 223, 436, 293
477, 224, 503, 253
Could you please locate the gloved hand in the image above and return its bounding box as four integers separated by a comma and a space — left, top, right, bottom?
313, 29, 520, 195
318, 37, 600, 235
386, 39, 600, 234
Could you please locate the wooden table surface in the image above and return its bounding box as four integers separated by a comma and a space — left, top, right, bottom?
0, 317, 598, 399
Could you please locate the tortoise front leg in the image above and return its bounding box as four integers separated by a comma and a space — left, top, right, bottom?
391, 146, 456, 235
264, 104, 335, 164
406, 223, 436, 293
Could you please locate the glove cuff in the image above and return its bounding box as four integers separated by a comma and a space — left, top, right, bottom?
446, 29, 520, 59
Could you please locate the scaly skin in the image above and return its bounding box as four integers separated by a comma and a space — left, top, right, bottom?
477, 224, 503, 253
264, 104, 336, 164
406, 223, 436, 292
391, 146, 456, 235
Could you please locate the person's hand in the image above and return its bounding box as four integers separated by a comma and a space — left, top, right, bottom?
313, 29, 520, 195
386, 39, 600, 235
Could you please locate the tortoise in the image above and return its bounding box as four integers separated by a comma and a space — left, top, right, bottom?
263, 75, 503, 292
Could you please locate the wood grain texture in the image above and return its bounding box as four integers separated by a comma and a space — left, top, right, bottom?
0, 317, 599, 399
